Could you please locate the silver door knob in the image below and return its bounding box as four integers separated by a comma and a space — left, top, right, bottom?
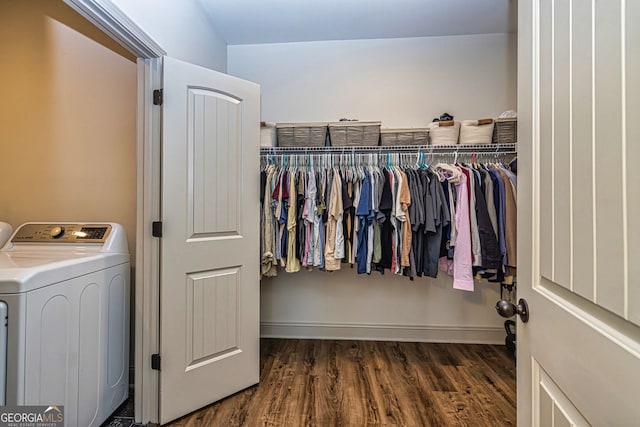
496, 298, 529, 323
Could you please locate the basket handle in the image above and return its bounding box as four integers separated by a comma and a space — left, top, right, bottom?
477, 118, 494, 125
438, 120, 455, 127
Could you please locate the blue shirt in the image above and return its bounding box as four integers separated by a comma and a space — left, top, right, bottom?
487, 167, 507, 264
356, 173, 372, 274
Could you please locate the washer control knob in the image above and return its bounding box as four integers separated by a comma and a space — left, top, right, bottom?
50, 226, 65, 239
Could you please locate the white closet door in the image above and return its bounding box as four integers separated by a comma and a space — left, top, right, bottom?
518, 0, 640, 425
159, 56, 260, 425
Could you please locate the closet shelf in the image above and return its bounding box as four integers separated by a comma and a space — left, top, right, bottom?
260, 143, 517, 155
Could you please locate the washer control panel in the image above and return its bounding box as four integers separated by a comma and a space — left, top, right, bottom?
11, 223, 112, 243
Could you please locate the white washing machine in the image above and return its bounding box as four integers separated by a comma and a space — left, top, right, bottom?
0, 222, 130, 427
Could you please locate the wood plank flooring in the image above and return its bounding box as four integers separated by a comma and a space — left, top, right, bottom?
167, 338, 516, 427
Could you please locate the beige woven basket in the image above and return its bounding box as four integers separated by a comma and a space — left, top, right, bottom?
426, 121, 461, 145
380, 128, 430, 146
276, 122, 328, 147
459, 119, 495, 144
328, 121, 381, 146
260, 122, 277, 147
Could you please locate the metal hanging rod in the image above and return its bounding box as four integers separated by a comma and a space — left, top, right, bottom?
260, 143, 517, 155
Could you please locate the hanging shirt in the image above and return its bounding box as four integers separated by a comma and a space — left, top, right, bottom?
496, 168, 517, 276
497, 164, 518, 187
302, 170, 317, 267
439, 179, 452, 258
315, 170, 327, 268
453, 171, 474, 291
472, 166, 501, 269
460, 166, 482, 267
397, 169, 412, 268
424, 169, 450, 278
334, 172, 346, 261
487, 166, 507, 267
409, 169, 425, 276
296, 171, 306, 266
351, 179, 362, 265
355, 172, 372, 274
379, 169, 394, 270
275, 170, 288, 265
261, 166, 278, 277
371, 169, 385, 268
325, 169, 344, 270
285, 171, 301, 273
480, 166, 499, 240
366, 169, 378, 273
341, 174, 354, 264
389, 168, 400, 273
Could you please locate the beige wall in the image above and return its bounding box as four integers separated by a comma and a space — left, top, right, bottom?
229, 33, 517, 126
0, 1, 137, 263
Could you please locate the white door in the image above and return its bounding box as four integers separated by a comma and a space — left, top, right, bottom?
159, 56, 261, 424
518, 1, 640, 425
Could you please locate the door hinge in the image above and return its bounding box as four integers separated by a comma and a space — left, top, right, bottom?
152, 221, 163, 238
153, 89, 163, 105
151, 354, 161, 371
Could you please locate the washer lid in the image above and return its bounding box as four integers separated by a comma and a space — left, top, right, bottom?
0, 251, 129, 293
0, 222, 130, 293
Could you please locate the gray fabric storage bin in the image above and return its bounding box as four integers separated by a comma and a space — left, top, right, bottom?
328, 121, 381, 146
492, 118, 517, 143
276, 122, 328, 147
380, 128, 430, 146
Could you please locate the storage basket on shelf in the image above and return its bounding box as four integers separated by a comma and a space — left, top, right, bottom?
276, 122, 328, 147
260, 122, 277, 147
426, 120, 461, 145
459, 119, 495, 145
492, 118, 518, 143
380, 128, 430, 146
328, 121, 381, 146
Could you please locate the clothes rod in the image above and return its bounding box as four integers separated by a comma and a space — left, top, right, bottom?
260, 143, 517, 155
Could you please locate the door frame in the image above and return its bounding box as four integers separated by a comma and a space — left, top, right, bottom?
63, 0, 165, 424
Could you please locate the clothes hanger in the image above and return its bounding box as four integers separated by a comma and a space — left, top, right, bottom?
434, 160, 461, 183
358, 154, 365, 180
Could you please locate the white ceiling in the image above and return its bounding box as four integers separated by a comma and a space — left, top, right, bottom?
197, 0, 517, 45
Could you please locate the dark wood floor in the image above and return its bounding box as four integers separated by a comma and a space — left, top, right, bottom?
168, 338, 516, 427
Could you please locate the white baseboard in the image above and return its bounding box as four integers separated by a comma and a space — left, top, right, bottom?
260, 321, 505, 345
